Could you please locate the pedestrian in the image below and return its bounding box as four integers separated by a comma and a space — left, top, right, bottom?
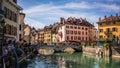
3, 43, 10, 68
11, 40, 19, 68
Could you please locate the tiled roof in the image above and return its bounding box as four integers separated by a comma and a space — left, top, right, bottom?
98, 14, 120, 23
62, 17, 94, 27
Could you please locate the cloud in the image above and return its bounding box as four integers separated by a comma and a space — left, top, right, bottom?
25, 18, 45, 29
94, 2, 119, 12
23, 1, 120, 29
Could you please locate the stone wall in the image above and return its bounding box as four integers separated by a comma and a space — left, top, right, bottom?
82, 46, 110, 57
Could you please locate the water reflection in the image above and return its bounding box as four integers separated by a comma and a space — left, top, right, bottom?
20, 53, 120, 68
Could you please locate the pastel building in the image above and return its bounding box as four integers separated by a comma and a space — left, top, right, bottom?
0, 0, 22, 41
97, 13, 120, 40
23, 25, 31, 44
18, 13, 25, 41
38, 29, 44, 43
94, 28, 99, 41
58, 17, 94, 44
44, 25, 52, 45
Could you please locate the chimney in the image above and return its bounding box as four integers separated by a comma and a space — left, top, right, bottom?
116, 13, 118, 16
60, 17, 65, 24
99, 17, 101, 21
79, 18, 83, 23
104, 15, 107, 20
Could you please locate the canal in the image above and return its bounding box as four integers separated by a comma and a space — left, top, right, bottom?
20, 53, 120, 68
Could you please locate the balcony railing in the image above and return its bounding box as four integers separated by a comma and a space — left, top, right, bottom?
104, 31, 112, 35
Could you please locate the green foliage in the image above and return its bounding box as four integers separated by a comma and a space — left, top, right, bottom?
104, 43, 109, 50
91, 43, 94, 48
83, 43, 86, 47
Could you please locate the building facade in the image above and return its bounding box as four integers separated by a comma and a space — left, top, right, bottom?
23, 25, 31, 44
44, 25, 52, 45
94, 28, 99, 41
38, 29, 44, 43
0, 0, 22, 41
58, 17, 94, 44
18, 13, 25, 41
97, 14, 120, 41
51, 23, 59, 44
30, 27, 38, 45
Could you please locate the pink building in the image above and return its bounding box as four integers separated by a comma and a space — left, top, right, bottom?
58, 17, 94, 44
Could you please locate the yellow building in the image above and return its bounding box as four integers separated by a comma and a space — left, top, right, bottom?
38, 29, 44, 43
44, 23, 59, 45
44, 25, 52, 45
97, 14, 120, 40
51, 23, 59, 44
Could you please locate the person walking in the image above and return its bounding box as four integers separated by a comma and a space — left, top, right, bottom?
11, 40, 19, 68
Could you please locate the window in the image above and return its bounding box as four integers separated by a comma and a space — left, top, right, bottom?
78, 27, 80, 29
99, 35, 103, 38
9, 25, 11, 35
86, 37, 87, 40
67, 36, 69, 40
71, 31, 73, 34
66, 26, 69, 28
99, 29, 103, 32
71, 36, 73, 40
86, 32, 87, 35
19, 34, 21, 40
66, 30, 69, 34
74, 26, 77, 29
82, 27, 84, 30
85, 28, 88, 30
70, 26, 73, 28
82, 32, 84, 35
112, 28, 116, 31
78, 31, 81, 35
82, 37, 84, 40
112, 28, 117, 32
74, 36, 77, 40
74, 31, 77, 34
4, 7, 7, 17
19, 25, 21, 30
113, 35, 116, 38
106, 28, 110, 32
78, 37, 81, 40
9, 10, 12, 20
14, 13, 17, 22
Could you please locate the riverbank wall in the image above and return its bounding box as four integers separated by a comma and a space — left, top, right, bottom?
82, 46, 120, 58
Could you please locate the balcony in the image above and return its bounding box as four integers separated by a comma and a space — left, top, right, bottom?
104, 31, 112, 35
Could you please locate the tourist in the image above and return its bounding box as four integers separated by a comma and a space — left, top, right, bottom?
12, 40, 19, 68
7, 40, 19, 68
3, 43, 10, 68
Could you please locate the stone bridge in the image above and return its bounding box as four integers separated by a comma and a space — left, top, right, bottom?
37, 44, 82, 52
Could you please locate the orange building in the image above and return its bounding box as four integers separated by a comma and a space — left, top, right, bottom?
38, 29, 44, 43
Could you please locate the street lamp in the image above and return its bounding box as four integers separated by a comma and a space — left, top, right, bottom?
0, 14, 6, 68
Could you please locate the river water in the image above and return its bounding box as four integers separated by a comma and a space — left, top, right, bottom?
20, 53, 120, 68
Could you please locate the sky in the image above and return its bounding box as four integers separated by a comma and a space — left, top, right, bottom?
18, 0, 120, 29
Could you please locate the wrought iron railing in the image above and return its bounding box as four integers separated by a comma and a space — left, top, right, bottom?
104, 31, 112, 35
